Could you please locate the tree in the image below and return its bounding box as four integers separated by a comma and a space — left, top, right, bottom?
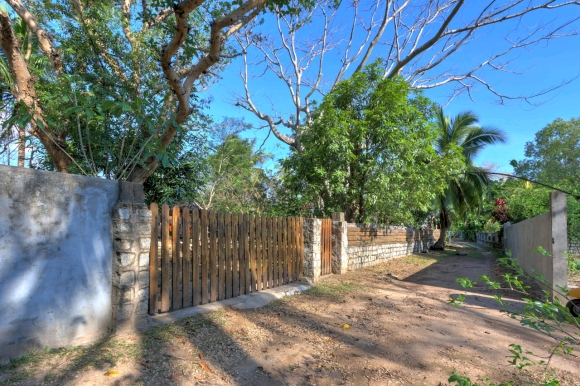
431, 108, 506, 250
511, 117, 580, 191
196, 133, 273, 214
282, 64, 463, 224
234, 0, 580, 152
510, 117, 580, 243
0, 0, 307, 181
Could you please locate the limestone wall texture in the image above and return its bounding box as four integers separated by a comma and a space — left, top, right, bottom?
111, 182, 152, 332
346, 225, 438, 271
303, 218, 322, 283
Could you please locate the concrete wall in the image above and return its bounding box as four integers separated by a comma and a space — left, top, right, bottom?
0, 165, 119, 362
504, 191, 568, 300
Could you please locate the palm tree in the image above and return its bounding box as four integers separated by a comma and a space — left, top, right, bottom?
430, 107, 507, 250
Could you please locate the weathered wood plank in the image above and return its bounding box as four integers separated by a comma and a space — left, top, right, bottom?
182, 207, 192, 307
244, 214, 253, 294
209, 210, 217, 302
200, 209, 209, 305
270, 217, 280, 287
218, 212, 226, 301
192, 209, 200, 306
298, 217, 304, 279
161, 204, 170, 313
256, 215, 263, 291
260, 215, 267, 289
232, 214, 239, 298
225, 212, 232, 299
249, 214, 256, 292
241, 214, 248, 295
172, 206, 182, 310
148, 203, 159, 315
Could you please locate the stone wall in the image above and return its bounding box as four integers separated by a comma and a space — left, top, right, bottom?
302, 218, 322, 283
346, 226, 438, 271
111, 182, 152, 332
0, 165, 119, 363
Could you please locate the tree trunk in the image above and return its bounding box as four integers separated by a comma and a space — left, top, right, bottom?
430, 204, 451, 251
17, 126, 24, 167
430, 226, 447, 250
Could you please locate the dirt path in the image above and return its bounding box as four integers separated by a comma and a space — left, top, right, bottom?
1, 244, 578, 386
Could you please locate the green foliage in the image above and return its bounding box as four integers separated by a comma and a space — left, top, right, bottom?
281, 63, 462, 224
483, 220, 501, 235
431, 108, 507, 247
511, 117, 580, 190
199, 133, 273, 214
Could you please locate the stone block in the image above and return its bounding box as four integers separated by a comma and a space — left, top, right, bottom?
139, 252, 149, 267
122, 287, 134, 303
114, 221, 131, 234
115, 239, 132, 252
119, 252, 135, 266
138, 271, 149, 288
118, 303, 133, 320
137, 223, 150, 235
116, 207, 131, 220
120, 271, 135, 287
139, 237, 151, 250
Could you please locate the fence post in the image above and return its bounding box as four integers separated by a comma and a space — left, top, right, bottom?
302, 218, 322, 283
332, 212, 348, 274
111, 182, 152, 332
550, 191, 568, 302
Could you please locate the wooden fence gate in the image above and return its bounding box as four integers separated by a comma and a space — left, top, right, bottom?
321, 218, 332, 275
148, 204, 304, 315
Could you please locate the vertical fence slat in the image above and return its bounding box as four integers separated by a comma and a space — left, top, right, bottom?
200, 209, 209, 304
260, 215, 267, 289
182, 207, 192, 307
218, 212, 226, 301
282, 217, 288, 284
192, 209, 200, 306
286, 217, 292, 283
172, 206, 182, 310
161, 204, 170, 312
249, 215, 256, 292
264, 216, 270, 288
276, 217, 283, 287
232, 214, 239, 298
244, 214, 252, 294
272, 216, 278, 288
256, 215, 263, 291
299, 217, 304, 279
209, 210, 217, 302
148, 204, 159, 315
238, 214, 248, 295
225, 212, 232, 299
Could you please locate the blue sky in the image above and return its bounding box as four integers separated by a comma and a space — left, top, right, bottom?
204, 2, 580, 174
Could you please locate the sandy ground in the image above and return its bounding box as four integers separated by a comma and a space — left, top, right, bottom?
1, 243, 578, 386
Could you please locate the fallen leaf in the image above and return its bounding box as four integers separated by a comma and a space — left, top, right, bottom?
104, 369, 119, 376
343, 324, 350, 329
198, 361, 213, 373
198, 352, 203, 360
139, 361, 151, 368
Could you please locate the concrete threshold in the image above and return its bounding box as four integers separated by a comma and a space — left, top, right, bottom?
150, 283, 311, 326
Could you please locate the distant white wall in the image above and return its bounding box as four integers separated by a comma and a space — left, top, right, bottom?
0, 165, 119, 362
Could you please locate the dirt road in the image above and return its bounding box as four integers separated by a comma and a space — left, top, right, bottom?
1, 243, 578, 385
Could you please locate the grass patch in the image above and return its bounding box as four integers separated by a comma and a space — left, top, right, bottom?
304, 281, 367, 300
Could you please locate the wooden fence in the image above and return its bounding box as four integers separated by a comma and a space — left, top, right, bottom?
148, 204, 304, 314
321, 219, 332, 275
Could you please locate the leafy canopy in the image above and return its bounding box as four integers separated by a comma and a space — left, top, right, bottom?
282, 63, 463, 224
